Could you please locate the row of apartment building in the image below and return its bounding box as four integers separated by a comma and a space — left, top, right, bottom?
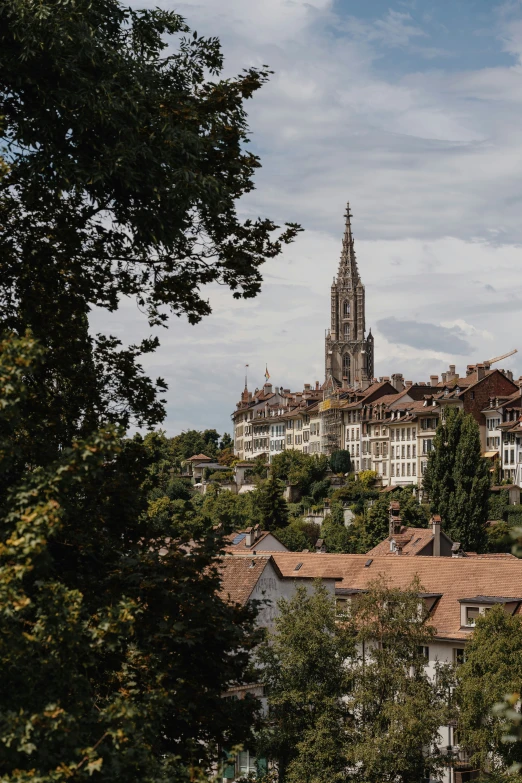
232, 362, 522, 487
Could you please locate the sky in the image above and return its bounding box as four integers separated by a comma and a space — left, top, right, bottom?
93, 0, 522, 437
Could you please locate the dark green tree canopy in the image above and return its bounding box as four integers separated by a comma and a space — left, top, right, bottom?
424, 409, 489, 551
0, 0, 299, 446
329, 450, 352, 474
0, 3, 300, 780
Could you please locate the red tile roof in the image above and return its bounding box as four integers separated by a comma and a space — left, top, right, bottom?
366, 527, 436, 557
269, 552, 522, 641
218, 555, 272, 605
186, 453, 212, 462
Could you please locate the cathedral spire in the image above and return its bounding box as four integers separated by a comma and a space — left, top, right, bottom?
338, 202, 360, 286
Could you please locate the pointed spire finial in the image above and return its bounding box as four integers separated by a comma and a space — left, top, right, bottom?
338, 201, 360, 284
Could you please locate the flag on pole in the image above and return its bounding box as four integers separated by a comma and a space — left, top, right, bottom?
265, 365, 270, 381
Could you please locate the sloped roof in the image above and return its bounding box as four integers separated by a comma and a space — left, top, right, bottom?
269, 552, 522, 640
224, 530, 286, 553
218, 555, 272, 605
366, 527, 436, 557
186, 453, 212, 462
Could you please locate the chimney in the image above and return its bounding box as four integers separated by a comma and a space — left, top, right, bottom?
253, 524, 261, 542
391, 373, 405, 392
263, 382, 273, 394
245, 527, 254, 547
316, 381, 320, 390
441, 372, 447, 383
477, 364, 486, 381
389, 501, 401, 537
449, 364, 456, 378
518, 377, 522, 388
430, 375, 439, 387
405, 380, 413, 388
304, 383, 311, 391
431, 515, 441, 557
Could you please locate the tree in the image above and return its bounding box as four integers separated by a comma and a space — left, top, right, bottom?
321, 502, 353, 553
0, 335, 262, 783
456, 606, 522, 777
0, 1, 300, 778
0, 0, 299, 453
254, 476, 289, 530
346, 577, 451, 783
424, 409, 490, 551
220, 433, 234, 451
270, 452, 329, 498
256, 583, 353, 783
329, 450, 352, 474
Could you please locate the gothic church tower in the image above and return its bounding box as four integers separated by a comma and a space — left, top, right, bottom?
325, 204, 374, 387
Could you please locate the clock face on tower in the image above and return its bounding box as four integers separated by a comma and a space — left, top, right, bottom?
325, 204, 374, 388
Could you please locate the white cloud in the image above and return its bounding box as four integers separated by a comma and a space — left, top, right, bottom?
98, 0, 522, 434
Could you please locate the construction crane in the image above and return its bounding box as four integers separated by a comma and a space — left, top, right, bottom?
484, 349, 518, 366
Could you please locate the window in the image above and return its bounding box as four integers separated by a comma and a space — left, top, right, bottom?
391, 464, 395, 477
465, 606, 479, 626
343, 353, 351, 382
344, 323, 350, 339
412, 463, 416, 476
407, 444, 411, 458
454, 648, 466, 665
470, 391, 475, 400
343, 300, 350, 316
383, 462, 387, 476
407, 463, 411, 476
412, 444, 416, 458
336, 598, 349, 616
418, 646, 429, 660
423, 439, 433, 454
401, 445, 405, 459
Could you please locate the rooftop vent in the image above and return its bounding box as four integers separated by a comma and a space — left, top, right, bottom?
365, 559, 373, 568
294, 562, 303, 571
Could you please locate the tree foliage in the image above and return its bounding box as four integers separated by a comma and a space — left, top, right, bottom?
456, 606, 522, 777
424, 409, 490, 551
346, 577, 451, 783
0, 335, 262, 783
329, 450, 352, 474
0, 2, 301, 779
256, 579, 451, 783
256, 583, 353, 783
253, 476, 289, 531
270, 451, 329, 498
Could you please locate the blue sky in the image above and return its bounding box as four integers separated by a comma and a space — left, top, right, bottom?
93, 0, 522, 437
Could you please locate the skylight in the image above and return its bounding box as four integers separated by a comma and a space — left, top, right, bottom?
232, 533, 246, 545
294, 563, 303, 571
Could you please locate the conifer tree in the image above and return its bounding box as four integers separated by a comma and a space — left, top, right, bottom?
255, 475, 289, 530
424, 409, 489, 551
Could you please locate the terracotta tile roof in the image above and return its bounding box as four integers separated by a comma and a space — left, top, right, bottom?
464, 552, 517, 559
186, 453, 212, 462
218, 555, 271, 605
366, 527, 436, 557
269, 552, 522, 640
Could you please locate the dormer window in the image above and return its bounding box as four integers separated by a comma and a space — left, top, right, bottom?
459, 595, 522, 628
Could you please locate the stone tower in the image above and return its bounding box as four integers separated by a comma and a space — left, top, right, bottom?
325, 204, 374, 388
